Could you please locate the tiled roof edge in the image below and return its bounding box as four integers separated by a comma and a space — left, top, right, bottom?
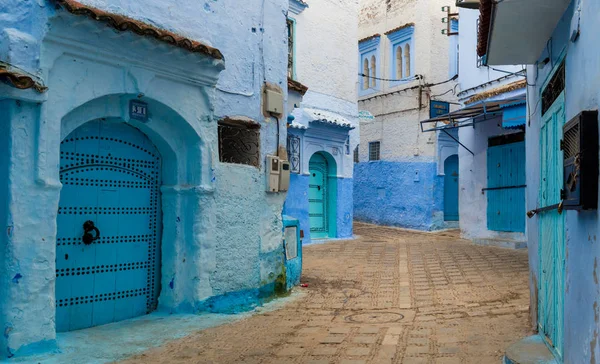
54, 0, 224, 60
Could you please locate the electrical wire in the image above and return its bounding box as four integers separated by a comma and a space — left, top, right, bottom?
359, 74, 458, 103
358, 73, 421, 82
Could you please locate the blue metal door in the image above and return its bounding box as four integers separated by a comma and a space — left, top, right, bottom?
539, 92, 565, 357
309, 154, 328, 239
487, 141, 526, 232
56, 119, 162, 332
444, 155, 459, 221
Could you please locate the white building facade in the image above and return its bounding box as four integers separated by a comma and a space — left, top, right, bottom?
354, 0, 460, 231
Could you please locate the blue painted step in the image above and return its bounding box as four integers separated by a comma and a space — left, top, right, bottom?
503, 335, 559, 364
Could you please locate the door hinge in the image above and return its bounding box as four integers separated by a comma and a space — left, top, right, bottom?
560, 188, 566, 200
560, 139, 564, 151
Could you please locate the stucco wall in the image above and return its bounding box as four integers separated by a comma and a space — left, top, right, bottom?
525, 0, 600, 361
457, 112, 526, 242
353, 0, 459, 230
456, 9, 524, 95
455, 7, 527, 243
0, 0, 290, 358
283, 0, 358, 243
293, 0, 358, 105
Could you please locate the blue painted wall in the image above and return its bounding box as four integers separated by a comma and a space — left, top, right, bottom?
353, 161, 444, 231
283, 173, 311, 243
524, 0, 600, 362
336, 178, 354, 239
0, 0, 292, 358
283, 174, 354, 245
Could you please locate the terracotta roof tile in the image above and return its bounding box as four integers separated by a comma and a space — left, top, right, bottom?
466, 79, 527, 104
288, 78, 308, 95
54, 0, 224, 60
0, 68, 47, 92
358, 33, 381, 44
384, 23, 415, 35
477, 0, 492, 58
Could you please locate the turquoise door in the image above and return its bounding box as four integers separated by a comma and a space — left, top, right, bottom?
309, 154, 329, 239
538, 92, 565, 357
56, 120, 162, 332
444, 155, 459, 221
487, 140, 526, 232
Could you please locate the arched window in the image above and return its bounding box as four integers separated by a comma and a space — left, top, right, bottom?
396, 46, 403, 79
370, 55, 376, 87
363, 59, 369, 90
404, 44, 411, 77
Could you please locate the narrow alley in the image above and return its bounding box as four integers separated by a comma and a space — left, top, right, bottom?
122, 224, 531, 364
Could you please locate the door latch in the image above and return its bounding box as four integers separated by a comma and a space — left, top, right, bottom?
82, 220, 100, 245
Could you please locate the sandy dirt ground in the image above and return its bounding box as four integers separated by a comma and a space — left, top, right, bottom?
120, 223, 532, 364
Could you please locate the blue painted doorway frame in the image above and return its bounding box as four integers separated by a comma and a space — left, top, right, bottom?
486, 140, 526, 232
538, 90, 566, 358
444, 155, 459, 221
56, 119, 162, 332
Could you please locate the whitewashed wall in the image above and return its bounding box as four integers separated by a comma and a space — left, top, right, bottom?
357, 0, 459, 161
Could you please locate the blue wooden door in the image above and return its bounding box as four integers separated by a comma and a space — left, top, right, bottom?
309, 154, 328, 239
444, 155, 459, 221
487, 141, 526, 232
56, 120, 162, 332
538, 92, 565, 356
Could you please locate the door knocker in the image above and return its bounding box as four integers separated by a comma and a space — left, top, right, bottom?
82, 220, 100, 245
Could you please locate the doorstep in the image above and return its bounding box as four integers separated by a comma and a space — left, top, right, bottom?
473, 237, 527, 250
503, 335, 559, 364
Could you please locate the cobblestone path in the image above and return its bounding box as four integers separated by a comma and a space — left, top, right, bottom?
122, 223, 532, 364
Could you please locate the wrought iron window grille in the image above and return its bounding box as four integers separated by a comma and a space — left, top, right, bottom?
218, 119, 261, 167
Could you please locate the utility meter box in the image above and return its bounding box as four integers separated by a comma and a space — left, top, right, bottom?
264, 89, 284, 116
279, 160, 291, 191
266, 155, 281, 193
562, 110, 599, 210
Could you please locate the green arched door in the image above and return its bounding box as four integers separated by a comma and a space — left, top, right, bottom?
309, 153, 329, 239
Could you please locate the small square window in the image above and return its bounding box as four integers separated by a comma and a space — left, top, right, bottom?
369, 141, 380, 161
218, 119, 260, 167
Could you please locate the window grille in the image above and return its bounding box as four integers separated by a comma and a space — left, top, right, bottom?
369, 141, 381, 161
218, 119, 260, 167
287, 134, 301, 173
542, 61, 566, 115
287, 19, 295, 79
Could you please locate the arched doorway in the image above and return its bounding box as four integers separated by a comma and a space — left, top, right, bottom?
308, 152, 337, 239
56, 119, 162, 332
444, 155, 459, 221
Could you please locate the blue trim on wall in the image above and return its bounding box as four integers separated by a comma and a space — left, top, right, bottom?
354, 161, 445, 230
358, 36, 381, 96
289, 0, 308, 15
387, 26, 415, 86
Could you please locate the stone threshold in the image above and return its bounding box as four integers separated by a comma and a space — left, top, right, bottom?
503, 335, 560, 364
473, 237, 527, 250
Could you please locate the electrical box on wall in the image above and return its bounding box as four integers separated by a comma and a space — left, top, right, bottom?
562, 110, 599, 210
267, 155, 281, 193
264, 89, 284, 116
279, 160, 291, 191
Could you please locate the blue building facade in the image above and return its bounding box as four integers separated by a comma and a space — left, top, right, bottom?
480, 0, 600, 361
282, 0, 358, 245
0, 0, 295, 358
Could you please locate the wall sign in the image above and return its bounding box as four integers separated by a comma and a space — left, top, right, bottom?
430, 100, 450, 119
130, 100, 149, 122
